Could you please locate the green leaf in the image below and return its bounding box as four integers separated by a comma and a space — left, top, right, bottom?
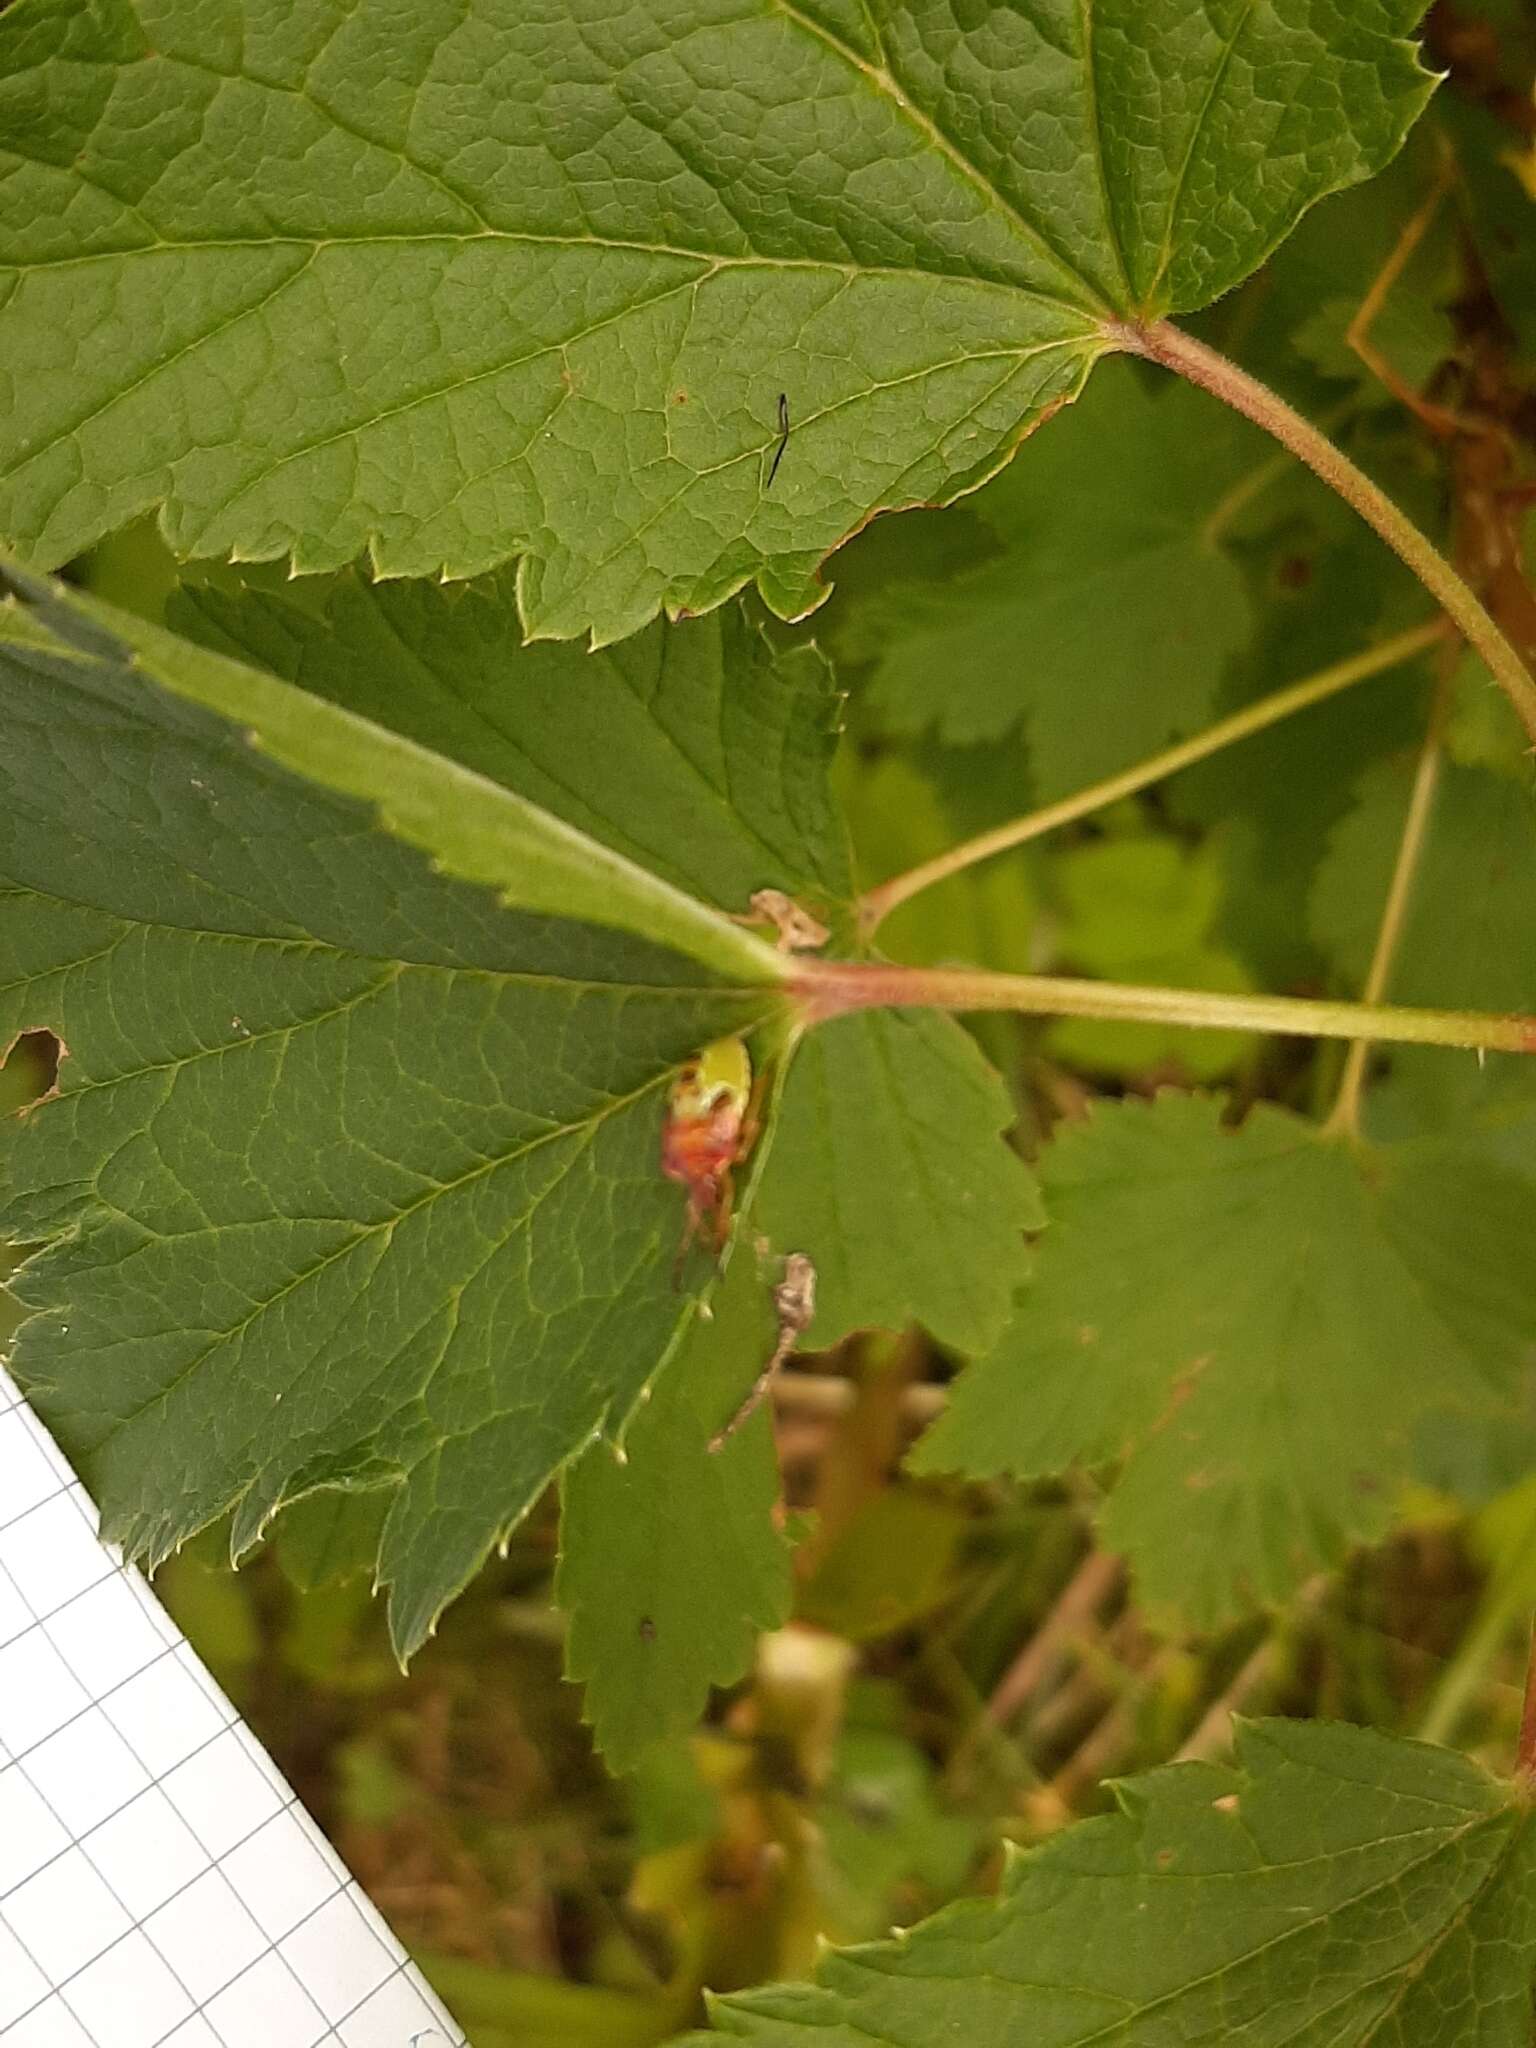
3, 560, 1040, 1745
815, 1722, 985, 1942
272, 1489, 389, 1591
1, 568, 778, 977
798, 1488, 969, 1643
1165, 519, 1431, 986
181, 568, 1042, 1360
0, 0, 1432, 641
833, 751, 1037, 979
911, 1091, 1536, 1625
698, 1719, 1536, 2047
0, 562, 783, 1658
172, 571, 853, 931
1044, 828, 1259, 1081
1284, 140, 1457, 404
754, 1009, 1040, 1356
848, 364, 1264, 783
1312, 754, 1536, 1135
558, 1245, 793, 1773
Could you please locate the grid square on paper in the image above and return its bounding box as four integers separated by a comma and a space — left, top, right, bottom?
154, 2018, 225, 2048
103, 1647, 231, 1778
0, 1490, 114, 1619
143, 1865, 268, 2004
0, 1407, 62, 1527
0, 1563, 34, 1648
278, 1889, 396, 2023
2, 1842, 130, 1980
0, 1996, 99, 2046
45, 1570, 167, 1696
201, 1948, 329, 2048
0, 1630, 91, 1754
160, 1725, 286, 1860
0, 1366, 467, 2048
0, 1913, 52, 2029
65, 1928, 196, 2048
23, 1705, 152, 1838
0, 1764, 70, 1895
336, 1966, 465, 2048
220, 1807, 341, 1941
85, 1786, 211, 1920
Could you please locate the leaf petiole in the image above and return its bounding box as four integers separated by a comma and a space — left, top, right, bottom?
791, 956, 1536, 1058
1112, 319, 1536, 747
1323, 673, 1452, 1138
858, 621, 1447, 937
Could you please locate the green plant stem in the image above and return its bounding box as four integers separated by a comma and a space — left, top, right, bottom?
858, 622, 1444, 936
791, 956, 1536, 1056
1323, 676, 1450, 1138
1112, 319, 1536, 747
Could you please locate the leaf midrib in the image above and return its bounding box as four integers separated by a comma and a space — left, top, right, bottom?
4, 880, 771, 998
769, 0, 1113, 317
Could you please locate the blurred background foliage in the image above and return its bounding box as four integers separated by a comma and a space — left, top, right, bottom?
5, 3, 1536, 2041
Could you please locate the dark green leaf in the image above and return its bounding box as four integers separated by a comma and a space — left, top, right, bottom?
911, 1091, 1536, 1624
0, 563, 782, 1657
848, 364, 1263, 785
754, 1009, 1039, 1356
698, 1719, 1536, 2047
558, 1246, 793, 1772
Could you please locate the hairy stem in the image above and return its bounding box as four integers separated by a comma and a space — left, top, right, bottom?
791, 956, 1536, 1056
1113, 320, 1536, 746
859, 622, 1445, 937
1324, 678, 1450, 1138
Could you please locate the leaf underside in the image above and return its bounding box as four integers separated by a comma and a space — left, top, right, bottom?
0, 561, 1045, 1741
0, 0, 1432, 642
0, 565, 780, 1657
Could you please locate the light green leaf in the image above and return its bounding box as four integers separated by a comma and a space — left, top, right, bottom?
0, 562, 783, 1658
850, 364, 1264, 782
558, 1245, 793, 1772
1044, 829, 1259, 1081
754, 1009, 1040, 1356
911, 1091, 1536, 1625
833, 751, 1037, 979
699, 1719, 1536, 2047
0, 566, 779, 979
0, 0, 1432, 642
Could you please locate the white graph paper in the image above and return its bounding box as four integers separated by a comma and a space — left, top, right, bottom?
0, 1367, 468, 2048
